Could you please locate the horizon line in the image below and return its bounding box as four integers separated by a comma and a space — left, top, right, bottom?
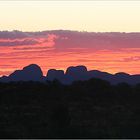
1, 29, 140, 34
1, 63, 140, 77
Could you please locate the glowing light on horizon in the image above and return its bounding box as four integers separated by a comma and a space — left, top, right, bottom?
0, 1, 140, 32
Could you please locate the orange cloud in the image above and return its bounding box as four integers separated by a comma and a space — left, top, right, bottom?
0, 31, 140, 76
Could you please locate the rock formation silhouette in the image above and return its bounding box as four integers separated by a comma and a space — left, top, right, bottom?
0, 64, 140, 85
47, 69, 65, 81
8, 64, 44, 82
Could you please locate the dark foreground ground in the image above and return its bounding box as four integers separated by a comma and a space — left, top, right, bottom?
0, 78, 140, 138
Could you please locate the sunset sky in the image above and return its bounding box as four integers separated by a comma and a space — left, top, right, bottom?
0, 1, 140, 76
1, 1, 140, 32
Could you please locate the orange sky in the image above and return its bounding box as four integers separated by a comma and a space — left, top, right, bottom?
0, 31, 140, 76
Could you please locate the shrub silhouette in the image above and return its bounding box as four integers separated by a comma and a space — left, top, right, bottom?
0, 78, 140, 138
49, 103, 70, 127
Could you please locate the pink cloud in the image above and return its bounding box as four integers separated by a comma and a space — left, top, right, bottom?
0, 34, 58, 49
122, 56, 140, 62
0, 30, 140, 76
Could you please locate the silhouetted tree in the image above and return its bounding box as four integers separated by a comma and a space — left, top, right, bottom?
0, 78, 140, 138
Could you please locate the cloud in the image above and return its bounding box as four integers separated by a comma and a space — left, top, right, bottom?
122, 56, 140, 62
0, 33, 58, 50
0, 30, 140, 50
0, 38, 37, 46
0, 30, 140, 76
38, 34, 59, 48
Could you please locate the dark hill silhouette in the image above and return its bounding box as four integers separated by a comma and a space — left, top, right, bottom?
8, 64, 44, 82
66, 66, 87, 75
113, 72, 131, 85
87, 70, 113, 82
47, 69, 65, 82
0, 76, 9, 82
66, 65, 88, 81
50, 65, 88, 85
0, 64, 140, 85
